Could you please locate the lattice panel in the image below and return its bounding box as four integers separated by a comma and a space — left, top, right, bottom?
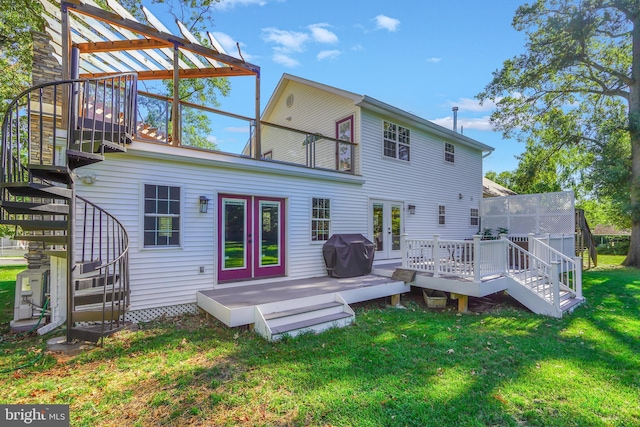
125, 303, 198, 323
480, 191, 575, 236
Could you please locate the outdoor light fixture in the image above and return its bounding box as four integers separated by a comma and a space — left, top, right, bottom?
199, 196, 210, 213
459, 193, 463, 200
407, 204, 416, 215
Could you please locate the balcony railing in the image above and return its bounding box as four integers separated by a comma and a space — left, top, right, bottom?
134, 92, 357, 174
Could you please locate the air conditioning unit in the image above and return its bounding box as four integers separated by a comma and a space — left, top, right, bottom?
12, 268, 49, 322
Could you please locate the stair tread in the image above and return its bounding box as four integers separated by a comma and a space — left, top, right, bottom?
28, 164, 73, 185
14, 234, 67, 244
0, 220, 68, 230
560, 297, 584, 311
68, 324, 125, 343
1, 182, 72, 199
271, 312, 353, 335
0, 201, 69, 215
264, 301, 343, 320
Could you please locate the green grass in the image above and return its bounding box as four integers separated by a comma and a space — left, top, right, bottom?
1, 256, 639, 426
0, 264, 27, 329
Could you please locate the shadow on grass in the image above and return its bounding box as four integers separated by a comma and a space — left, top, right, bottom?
3, 267, 639, 426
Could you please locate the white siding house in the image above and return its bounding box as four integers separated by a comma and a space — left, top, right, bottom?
75, 73, 493, 319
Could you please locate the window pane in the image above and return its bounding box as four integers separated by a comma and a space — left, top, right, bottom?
384, 140, 396, 158
158, 186, 168, 199
399, 144, 410, 161
144, 185, 156, 198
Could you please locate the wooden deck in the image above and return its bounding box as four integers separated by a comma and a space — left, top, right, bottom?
197, 273, 409, 327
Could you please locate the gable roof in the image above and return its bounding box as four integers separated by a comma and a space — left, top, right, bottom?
264, 74, 494, 154
482, 177, 517, 197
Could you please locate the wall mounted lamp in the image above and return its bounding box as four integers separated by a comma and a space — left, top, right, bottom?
199, 196, 210, 213
458, 193, 463, 200
407, 204, 416, 215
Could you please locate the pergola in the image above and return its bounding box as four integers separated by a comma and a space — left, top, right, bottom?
39, 0, 262, 152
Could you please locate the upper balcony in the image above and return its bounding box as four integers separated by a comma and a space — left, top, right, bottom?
35, 0, 357, 176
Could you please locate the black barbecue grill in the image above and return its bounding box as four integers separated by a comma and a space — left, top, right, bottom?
322, 234, 375, 278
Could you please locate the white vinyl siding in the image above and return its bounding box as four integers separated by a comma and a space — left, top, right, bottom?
77, 151, 365, 311
261, 80, 360, 174
360, 109, 484, 240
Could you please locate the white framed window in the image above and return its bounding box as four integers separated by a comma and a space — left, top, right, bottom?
144, 184, 181, 247
383, 121, 410, 161
470, 208, 479, 226
311, 198, 331, 241
445, 142, 455, 163
438, 205, 446, 225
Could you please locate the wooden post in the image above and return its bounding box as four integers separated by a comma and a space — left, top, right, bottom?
433, 234, 440, 277
254, 74, 261, 159
473, 234, 481, 283
172, 43, 180, 146
457, 294, 468, 313
390, 294, 400, 306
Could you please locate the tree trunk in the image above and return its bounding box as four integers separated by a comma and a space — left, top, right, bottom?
623, 14, 640, 268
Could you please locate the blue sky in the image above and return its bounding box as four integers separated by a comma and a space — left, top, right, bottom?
165, 0, 530, 173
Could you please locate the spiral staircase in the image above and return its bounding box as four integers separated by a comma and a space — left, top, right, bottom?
1, 74, 135, 343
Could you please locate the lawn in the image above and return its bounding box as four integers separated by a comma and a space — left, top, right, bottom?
1, 256, 639, 426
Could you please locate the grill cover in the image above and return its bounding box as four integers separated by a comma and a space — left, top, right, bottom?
323, 234, 375, 278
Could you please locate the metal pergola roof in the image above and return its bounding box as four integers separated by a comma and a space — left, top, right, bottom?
41, 0, 260, 80
40, 0, 262, 151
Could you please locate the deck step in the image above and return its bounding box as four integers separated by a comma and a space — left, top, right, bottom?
263, 301, 343, 320
77, 259, 102, 274
560, 297, 585, 314
270, 312, 353, 335
43, 249, 67, 258
0, 201, 69, 215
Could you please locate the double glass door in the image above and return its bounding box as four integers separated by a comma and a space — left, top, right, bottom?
372, 200, 403, 259
218, 194, 286, 281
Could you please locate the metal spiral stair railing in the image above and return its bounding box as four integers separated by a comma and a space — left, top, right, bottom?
1, 74, 136, 343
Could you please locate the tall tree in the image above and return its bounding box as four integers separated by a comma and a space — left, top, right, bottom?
478, 0, 640, 267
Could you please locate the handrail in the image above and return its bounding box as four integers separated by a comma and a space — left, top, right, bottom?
529, 235, 581, 299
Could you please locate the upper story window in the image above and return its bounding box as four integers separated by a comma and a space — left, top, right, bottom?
311, 198, 331, 242
470, 208, 479, 226
383, 121, 410, 161
144, 184, 181, 247
438, 205, 446, 225
445, 142, 455, 163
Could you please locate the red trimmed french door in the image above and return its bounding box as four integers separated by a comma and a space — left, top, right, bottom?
218, 194, 286, 281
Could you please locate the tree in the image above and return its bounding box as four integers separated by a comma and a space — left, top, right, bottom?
0, 0, 43, 116
478, 0, 640, 267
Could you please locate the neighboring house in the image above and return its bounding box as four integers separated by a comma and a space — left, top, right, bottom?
2, 0, 584, 342
482, 177, 517, 198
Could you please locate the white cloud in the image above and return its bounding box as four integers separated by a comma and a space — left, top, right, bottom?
272, 53, 301, 67
262, 27, 309, 52
209, 32, 253, 61
426, 57, 442, 63
225, 126, 251, 133
374, 15, 400, 32
431, 116, 493, 132
308, 23, 339, 44
216, 0, 267, 9
351, 43, 364, 51
445, 97, 498, 113
317, 50, 341, 61
206, 135, 219, 144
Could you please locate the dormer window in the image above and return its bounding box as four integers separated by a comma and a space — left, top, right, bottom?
383, 121, 410, 161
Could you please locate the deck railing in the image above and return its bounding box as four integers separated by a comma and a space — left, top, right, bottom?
133, 91, 357, 174
402, 234, 581, 308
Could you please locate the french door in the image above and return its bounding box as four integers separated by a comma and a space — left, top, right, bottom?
218, 194, 286, 281
371, 200, 403, 260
